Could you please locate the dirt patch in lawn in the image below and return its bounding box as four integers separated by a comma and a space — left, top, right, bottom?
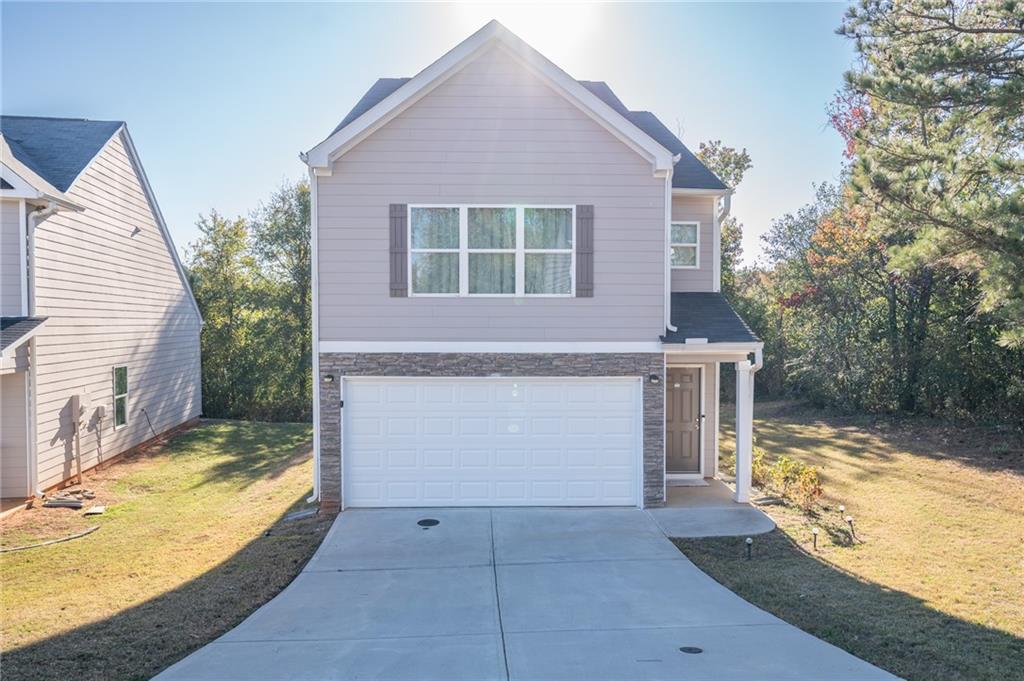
0, 420, 331, 681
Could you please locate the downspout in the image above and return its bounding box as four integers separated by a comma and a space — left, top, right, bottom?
304, 162, 321, 504
664, 155, 680, 333
27, 202, 58, 498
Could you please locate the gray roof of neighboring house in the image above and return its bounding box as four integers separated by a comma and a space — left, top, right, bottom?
0, 316, 47, 353
0, 116, 123, 192
662, 293, 759, 344
331, 78, 727, 191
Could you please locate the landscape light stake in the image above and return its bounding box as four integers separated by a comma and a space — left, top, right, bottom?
745, 537, 753, 560
838, 504, 845, 515
845, 516, 856, 540
812, 527, 819, 551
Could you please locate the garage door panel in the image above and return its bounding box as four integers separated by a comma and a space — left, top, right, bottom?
343, 378, 640, 507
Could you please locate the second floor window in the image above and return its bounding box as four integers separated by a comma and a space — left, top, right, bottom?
671, 221, 700, 269
410, 205, 574, 297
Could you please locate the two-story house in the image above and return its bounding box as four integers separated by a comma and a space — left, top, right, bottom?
302, 22, 762, 512
0, 116, 202, 505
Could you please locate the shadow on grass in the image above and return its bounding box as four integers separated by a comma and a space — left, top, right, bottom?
1, 490, 330, 681
725, 401, 1023, 478
160, 420, 313, 490
675, 529, 1024, 681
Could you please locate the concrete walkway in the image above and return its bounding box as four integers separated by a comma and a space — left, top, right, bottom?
648, 480, 777, 538
155, 508, 898, 681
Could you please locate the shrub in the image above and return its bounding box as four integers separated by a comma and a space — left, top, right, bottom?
751, 446, 771, 487
789, 465, 824, 511
753, 453, 824, 512
770, 455, 800, 494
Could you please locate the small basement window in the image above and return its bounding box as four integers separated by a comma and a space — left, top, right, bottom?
671, 222, 699, 269
113, 366, 128, 428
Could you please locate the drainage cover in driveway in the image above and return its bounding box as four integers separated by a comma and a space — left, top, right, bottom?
417, 518, 440, 528
678, 646, 703, 654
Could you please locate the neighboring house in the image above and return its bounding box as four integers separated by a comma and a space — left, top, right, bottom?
0, 116, 202, 501
303, 21, 762, 512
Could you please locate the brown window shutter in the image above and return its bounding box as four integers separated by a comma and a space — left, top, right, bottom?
389, 204, 408, 297
575, 204, 594, 297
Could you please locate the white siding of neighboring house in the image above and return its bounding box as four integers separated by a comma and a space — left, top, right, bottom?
317, 45, 667, 343
670, 194, 716, 292
1, 371, 29, 497
1, 198, 24, 316
31, 131, 201, 490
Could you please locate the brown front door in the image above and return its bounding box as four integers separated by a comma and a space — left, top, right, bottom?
666, 367, 701, 474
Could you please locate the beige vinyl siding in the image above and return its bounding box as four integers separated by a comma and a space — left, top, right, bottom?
670, 195, 715, 292
1, 199, 24, 316
317, 45, 667, 342
31, 131, 201, 490
1, 371, 29, 497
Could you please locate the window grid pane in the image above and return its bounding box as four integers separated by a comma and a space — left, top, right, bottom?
412, 252, 459, 293
114, 397, 127, 427
525, 208, 573, 249
468, 207, 516, 249
411, 207, 460, 249
114, 367, 128, 396
671, 246, 697, 267
469, 253, 515, 294
671, 223, 698, 245
525, 253, 572, 294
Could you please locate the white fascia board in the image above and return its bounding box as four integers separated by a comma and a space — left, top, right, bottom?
663, 341, 763, 356
319, 341, 666, 354
672, 187, 732, 197
304, 20, 674, 175
117, 126, 204, 325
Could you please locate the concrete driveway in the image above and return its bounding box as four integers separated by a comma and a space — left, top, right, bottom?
155, 508, 897, 681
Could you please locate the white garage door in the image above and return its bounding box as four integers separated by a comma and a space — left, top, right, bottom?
343, 377, 641, 507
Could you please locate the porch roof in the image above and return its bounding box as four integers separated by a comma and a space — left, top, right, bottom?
1, 316, 47, 356
661, 292, 759, 344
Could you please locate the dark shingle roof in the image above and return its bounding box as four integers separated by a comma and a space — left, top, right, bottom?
662, 293, 759, 344
0, 317, 47, 353
0, 116, 123, 192
331, 78, 727, 191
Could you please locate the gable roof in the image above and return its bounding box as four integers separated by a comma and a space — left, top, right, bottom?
305, 21, 677, 177
0, 116, 203, 324
315, 28, 727, 192
0, 116, 123, 192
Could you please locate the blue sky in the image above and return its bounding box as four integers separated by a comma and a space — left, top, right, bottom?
2, 2, 853, 264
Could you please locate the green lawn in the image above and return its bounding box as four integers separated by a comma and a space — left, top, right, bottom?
0, 420, 328, 681
677, 402, 1024, 681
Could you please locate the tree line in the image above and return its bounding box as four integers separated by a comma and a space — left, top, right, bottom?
186, 1, 1022, 428
718, 0, 1023, 426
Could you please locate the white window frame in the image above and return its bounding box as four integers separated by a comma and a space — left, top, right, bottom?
112, 365, 129, 430
671, 221, 700, 270
408, 205, 576, 298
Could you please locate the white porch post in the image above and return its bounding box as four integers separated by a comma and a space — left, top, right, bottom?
734, 360, 754, 503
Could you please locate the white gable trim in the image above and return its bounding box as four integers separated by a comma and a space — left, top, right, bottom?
111, 126, 204, 324
303, 21, 674, 175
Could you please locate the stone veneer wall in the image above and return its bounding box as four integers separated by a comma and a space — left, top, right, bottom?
317, 353, 665, 511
